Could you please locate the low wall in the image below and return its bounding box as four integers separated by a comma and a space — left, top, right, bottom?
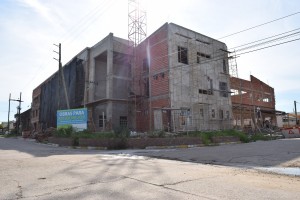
48, 137, 74, 146
79, 137, 203, 149
48, 136, 241, 149
281, 128, 300, 138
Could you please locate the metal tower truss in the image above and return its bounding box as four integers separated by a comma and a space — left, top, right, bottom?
128, 0, 147, 47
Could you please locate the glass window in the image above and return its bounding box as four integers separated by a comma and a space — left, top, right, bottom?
120, 116, 127, 127
99, 115, 106, 128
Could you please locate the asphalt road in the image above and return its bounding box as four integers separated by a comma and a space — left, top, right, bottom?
0, 137, 299, 200
133, 139, 300, 168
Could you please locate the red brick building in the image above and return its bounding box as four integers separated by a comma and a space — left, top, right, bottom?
230, 75, 276, 129
132, 23, 232, 132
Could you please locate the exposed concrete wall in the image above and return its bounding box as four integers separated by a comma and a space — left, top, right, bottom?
168, 23, 232, 131
88, 33, 112, 103
94, 59, 107, 99
87, 33, 132, 132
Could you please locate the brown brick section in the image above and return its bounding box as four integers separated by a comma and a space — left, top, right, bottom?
134, 24, 170, 131
230, 75, 276, 127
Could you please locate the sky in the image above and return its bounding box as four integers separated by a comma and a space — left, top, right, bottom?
0, 0, 299, 122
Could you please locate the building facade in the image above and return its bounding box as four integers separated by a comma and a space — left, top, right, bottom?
133, 23, 232, 132
230, 75, 276, 130
31, 23, 233, 132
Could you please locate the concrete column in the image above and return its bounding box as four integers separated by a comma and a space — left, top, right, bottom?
106, 33, 113, 99
106, 33, 114, 124
88, 52, 95, 102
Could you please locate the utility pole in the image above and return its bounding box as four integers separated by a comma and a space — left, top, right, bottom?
7, 93, 11, 133
8, 92, 23, 135
54, 43, 70, 109
294, 100, 298, 125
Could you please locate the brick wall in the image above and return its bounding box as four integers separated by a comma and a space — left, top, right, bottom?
230, 75, 275, 109
230, 75, 276, 127
134, 23, 170, 131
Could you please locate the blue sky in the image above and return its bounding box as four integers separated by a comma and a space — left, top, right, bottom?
0, 0, 299, 122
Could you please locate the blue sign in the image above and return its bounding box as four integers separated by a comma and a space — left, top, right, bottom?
57, 108, 88, 131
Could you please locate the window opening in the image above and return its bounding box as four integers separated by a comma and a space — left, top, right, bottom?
219, 82, 228, 97
178, 46, 188, 64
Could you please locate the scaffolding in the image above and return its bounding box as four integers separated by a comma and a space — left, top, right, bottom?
228, 50, 238, 78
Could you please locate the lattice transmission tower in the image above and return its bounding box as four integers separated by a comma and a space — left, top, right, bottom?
128, 0, 147, 48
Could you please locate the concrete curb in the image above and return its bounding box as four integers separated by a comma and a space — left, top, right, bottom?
20, 137, 241, 150
146, 144, 204, 149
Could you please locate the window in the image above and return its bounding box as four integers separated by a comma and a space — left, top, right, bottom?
99, 115, 106, 128
199, 89, 213, 95
200, 108, 204, 119
120, 116, 127, 127
223, 59, 227, 73
225, 111, 230, 119
144, 78, 149, 97
219, 82, 228, 97
219, 109, 224, 119
178, 46, 188, 64
197, 52, 211, 63
211, 109, 215, 118
231, 89, 239, 96
263, 98, 270, 102
143, 58, 149, 73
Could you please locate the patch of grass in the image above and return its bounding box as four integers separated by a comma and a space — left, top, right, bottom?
186, 129, 250, 144
250, 134, 271, 142
3, 133, 19, 138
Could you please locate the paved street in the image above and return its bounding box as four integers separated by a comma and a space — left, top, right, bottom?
135, 139, 300, 168
0, 137, 299, 200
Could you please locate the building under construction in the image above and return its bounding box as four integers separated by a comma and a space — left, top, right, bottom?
230, 75, 276, 131
30, 22, 279, 133
30, 22, 235, 132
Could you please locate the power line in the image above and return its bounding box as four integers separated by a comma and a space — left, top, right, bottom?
236, 37, 300, 56
218, 11, 300, 39
235, 31, 300, 52
229, 27, 300, 50
21, 0, 117, 92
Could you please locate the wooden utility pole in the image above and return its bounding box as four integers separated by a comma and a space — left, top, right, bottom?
54, 43, 70, 109
8, 92, 23, 134
294, 100, 298, 125
7, 93, 11, 133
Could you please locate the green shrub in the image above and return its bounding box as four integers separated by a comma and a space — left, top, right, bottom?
250, 134, 270, 142
53, 126, 74, 138
148, 130, 166, 138
114, 127, 130, 138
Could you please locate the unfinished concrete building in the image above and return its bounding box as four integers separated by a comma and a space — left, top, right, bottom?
133, 23, 232, 132
31, 33, 132, 132
84, 33, 132, 131
230, 75, 276, 130
31, 23, 233, 132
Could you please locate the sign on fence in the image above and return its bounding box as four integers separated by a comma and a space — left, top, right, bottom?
57, 108, 88, 131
